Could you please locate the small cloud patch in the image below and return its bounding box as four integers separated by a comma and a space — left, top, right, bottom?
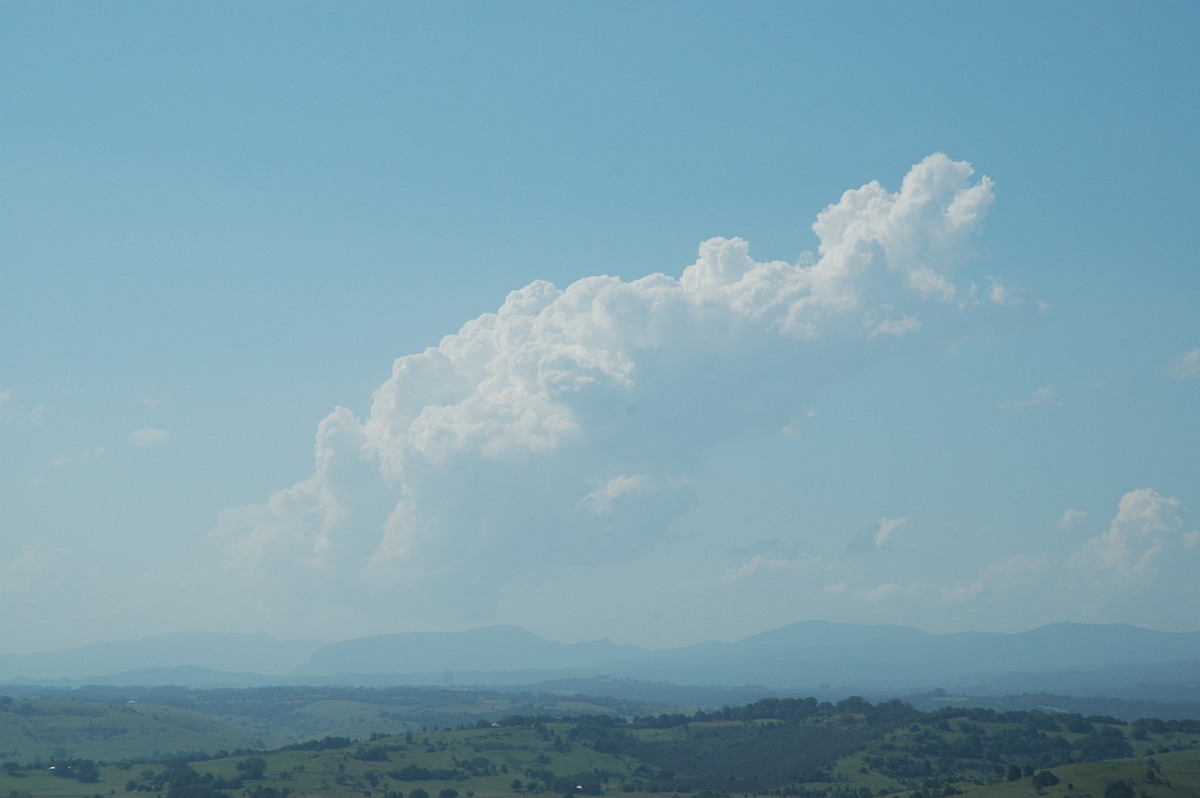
131, 428, 171, 446
1172, 347, 1200, 380
1056, 509, 1088, 530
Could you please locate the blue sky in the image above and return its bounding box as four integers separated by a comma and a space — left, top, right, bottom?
2, 1, 1198, 654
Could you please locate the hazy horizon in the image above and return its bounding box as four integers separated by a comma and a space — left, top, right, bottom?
3, 2, 1197, 656
9, 618, 1200, 660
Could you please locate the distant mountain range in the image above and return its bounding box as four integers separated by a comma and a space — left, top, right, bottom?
3, 621, 1199, 699
0, 631, 326, 681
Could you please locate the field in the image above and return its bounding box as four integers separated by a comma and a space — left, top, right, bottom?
3, 691, 1200, 798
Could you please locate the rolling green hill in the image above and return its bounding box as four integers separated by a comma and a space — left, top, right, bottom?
949, 747, 1200, 798
0, 696, 271, 761
2, 692, 1199, 798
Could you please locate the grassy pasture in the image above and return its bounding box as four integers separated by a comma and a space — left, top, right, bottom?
7, 741, 1197, 798
0, 699, 268, 762
5, 694, 1200, 798
955, 747, 1200, 798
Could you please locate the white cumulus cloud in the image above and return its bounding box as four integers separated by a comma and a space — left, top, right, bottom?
208, 154, 1000, 622
933, 491, 1196, 628
1069, 488, 1183, 582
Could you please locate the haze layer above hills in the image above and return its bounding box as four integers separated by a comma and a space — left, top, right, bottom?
4, 622, 1199, 699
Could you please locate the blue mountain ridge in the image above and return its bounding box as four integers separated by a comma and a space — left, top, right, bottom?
3, 622, 1198, 694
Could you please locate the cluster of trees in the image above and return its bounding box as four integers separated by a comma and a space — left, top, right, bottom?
121, 758, 270, 798
516, 699, 1195, 797
385, 765, 463, 782
539, 706, 890, 793
148, 761, 244, 798
46, 759, 100, 783
350, 745, 391, 762
282, 736, 353, 752
376, 697, 1199, 797
340, 787, 461, 798
497, 696, 919, 732
1133, 717, 1200, 735
849, 710, 1177, 796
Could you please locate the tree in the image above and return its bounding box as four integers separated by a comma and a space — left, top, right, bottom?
410, 789, 429, 798
1103, 781, 1134, 798
438, 790, 458, 798
236, 758, 267, 780
1032, 771, 1060, 791
74, 761, 100, 783
511, 780, 523, 792
353, 746, 390, 762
